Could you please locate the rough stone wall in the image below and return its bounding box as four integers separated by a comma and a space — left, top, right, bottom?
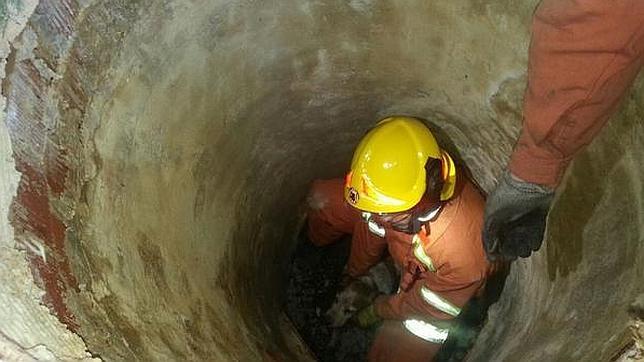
0, 0, 95, 360
2, 0, 313, 360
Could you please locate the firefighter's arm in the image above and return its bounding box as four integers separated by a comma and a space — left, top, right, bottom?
485, 0, 643, 261
510, 0, 644, 187
345, 225, 389, 277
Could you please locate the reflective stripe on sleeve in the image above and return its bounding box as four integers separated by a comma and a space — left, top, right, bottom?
362, 212, 386, 237
367, 219, 386, 237
402, 319, 449, 344
412, 235, 436, 272
419, 286, 461, 317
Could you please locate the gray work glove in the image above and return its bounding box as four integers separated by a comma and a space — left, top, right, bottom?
483, 171, 554, 261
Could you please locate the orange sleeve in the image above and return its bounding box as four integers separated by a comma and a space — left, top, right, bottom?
346, 236, 388, 277
509, 0, 644, 187
345, 224, 390, 277
374, 271, 483, 321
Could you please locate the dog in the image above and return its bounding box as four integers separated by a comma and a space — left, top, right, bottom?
326, 258, 399, 328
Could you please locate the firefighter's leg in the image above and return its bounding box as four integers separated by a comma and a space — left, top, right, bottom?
368, 320, 442, 362
306, 178, 361, 246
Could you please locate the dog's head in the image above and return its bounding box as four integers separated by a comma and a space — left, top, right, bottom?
326, 278, 377, 327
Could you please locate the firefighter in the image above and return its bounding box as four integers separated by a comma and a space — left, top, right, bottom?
484, 0, 644, 261
307, 116, 489, 361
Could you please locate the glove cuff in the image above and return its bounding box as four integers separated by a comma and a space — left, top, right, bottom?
505, 171, 555, 195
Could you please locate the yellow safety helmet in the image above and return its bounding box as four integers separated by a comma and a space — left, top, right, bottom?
344, 116, 457, 213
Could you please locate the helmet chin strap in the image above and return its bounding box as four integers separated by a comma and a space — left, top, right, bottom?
362, 203, 444, 237
407, 204, 443, 234
417, 204, 443, 222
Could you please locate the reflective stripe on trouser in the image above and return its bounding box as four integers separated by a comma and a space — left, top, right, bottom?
403, 286, 461, 344
402, 319, 450, 344
419, 286, 461, 317
369, 320, 442, 361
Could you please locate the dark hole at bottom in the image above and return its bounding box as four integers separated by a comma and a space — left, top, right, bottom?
285, 229, 509, 362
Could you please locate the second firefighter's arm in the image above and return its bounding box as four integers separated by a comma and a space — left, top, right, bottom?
509, 0, 644, 188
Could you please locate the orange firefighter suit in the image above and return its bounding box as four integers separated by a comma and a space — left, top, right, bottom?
510, 0, 644, 188
307, 175, 488, 362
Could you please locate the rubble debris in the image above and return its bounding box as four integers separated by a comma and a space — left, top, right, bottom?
286, 235, 376, 361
